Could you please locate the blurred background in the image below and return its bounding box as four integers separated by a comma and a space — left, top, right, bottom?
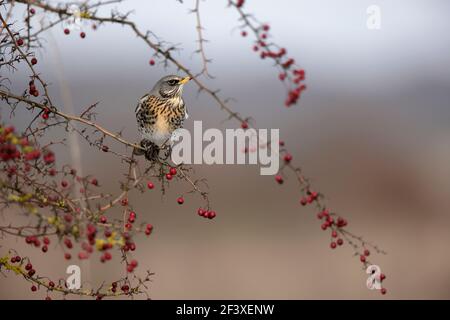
1, 0, 450, 299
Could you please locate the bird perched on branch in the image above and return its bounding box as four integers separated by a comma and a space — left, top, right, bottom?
134, 75, 191, 160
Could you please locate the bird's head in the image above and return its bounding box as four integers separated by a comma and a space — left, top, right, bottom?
151, 75, 192, 99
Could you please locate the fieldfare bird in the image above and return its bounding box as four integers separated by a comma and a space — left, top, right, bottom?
134, 75, 191, 160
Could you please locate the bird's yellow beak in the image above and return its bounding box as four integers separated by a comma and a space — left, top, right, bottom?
179, 76, 192, 85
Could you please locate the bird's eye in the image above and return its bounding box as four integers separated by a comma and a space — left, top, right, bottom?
167, 79, 178, 86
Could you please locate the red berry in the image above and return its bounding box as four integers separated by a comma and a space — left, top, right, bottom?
17, 38, 24, 46
14, 256, 21, 263
330, 242, 337, 249
241, 121, 248, 129
42, 245, 48, 253
321, 223, 327, 230
64, 28, 70, 35
43, 237, 50, 245
241, 30, 247, 37
262, 24, 270, 31
149, 59, 155, 66
177, 197, 184, 205
28, 269, 36, 276
25, 263, 32, 271
49, 281, 55, 288
197, 208, 205, 217
80, 32, 86, 39
127, 264, 134, 273
64, 253, 71, 260
125, 222, 132, 230
31, 285, 37, 292
337, 238, 344, 246
30, 8, 36, 14
121, 198, 128, 206
300, 197, 307, 206
99, 216, 107, 223
331, 230, 338, 238
130, 259, 138, 267
380, 273, 386, 281
381, 288, 387, 295
31, 57, 37, 65
284, 153, 292, 163
364, 249, 370, 256
207, 211, 216, 219
360, 255, 366, 263
169, 167, 177, 176
91, 178, 98, 186
275, 175, 283, 184
165, 173, 173, 180
147, 182, 154, 189
121, 285, 129, 292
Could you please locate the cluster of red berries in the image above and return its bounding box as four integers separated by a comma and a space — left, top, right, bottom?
43, 150, 55, 165
0, 140, 20, 162
300, 190, 320, 206
315, 209, 346, 248
145, 223, 153, 236
0, 126, 41, 163
126, 259, 138, 273
28, 80, 39, 97
284, 70, 306, 107
25, 235, 50, 253
197, 208, 216, 220
166, 166, 177, 181
125, 211, 137, 230
236, 3, 307, 108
